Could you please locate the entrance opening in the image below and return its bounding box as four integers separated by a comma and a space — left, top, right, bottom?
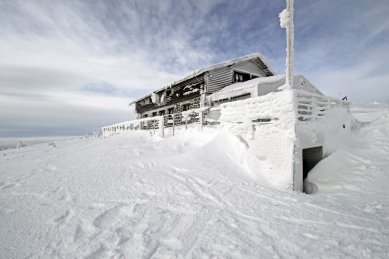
302, 146, 323, 180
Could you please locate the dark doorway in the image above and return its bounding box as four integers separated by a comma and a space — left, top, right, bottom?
302, 146, 323, 180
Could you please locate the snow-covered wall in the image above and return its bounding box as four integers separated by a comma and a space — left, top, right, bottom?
218, 90, 297, 190
297, 106, 353, 152
217, 88, 352, 191
219, 90, 295, 128
294, 92, 352, 191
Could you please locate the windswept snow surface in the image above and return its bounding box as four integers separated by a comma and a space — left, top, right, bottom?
1, 104, 389, 258
0, 136, 80, 150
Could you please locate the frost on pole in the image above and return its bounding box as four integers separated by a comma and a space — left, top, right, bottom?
279, 9, 289, 28
279, 0, 294, 89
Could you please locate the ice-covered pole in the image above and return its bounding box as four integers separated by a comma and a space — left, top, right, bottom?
279, 0, 294, 89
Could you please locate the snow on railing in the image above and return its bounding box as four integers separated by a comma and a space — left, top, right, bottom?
102, 108, 210, 138
102, 116, 164, 138
159, 108, 209, 135
103, 91, 349, 138
296, 90, 350, 121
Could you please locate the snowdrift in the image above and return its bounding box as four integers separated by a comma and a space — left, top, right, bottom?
1, 104, 389, 258
306, 104, 389, 193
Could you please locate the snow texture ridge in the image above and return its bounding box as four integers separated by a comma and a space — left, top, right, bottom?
1, 104, 389, 258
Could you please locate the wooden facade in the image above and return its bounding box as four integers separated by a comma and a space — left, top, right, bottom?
130, 54, 274, 118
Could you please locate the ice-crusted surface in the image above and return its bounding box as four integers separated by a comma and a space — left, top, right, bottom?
219, 89, 295, 128
0, 104, 389, 258
218, 89, 297, 189
279, 0, 294, 89
279, 8, 289, 28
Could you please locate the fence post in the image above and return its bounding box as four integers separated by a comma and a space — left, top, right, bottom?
172, 114, 175, 136
159, 116, 164, 138
312, 98, 316, 120
199, 111, 203, 131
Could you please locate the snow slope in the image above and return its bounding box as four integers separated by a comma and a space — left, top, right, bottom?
1, 104, 389, 258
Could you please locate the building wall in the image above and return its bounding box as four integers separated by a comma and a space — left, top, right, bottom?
206, 67, 233, 94
206, 60, 268, 95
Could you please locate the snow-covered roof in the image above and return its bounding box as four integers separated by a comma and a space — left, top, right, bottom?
129, 53, 274, 106
209, 74, 323, 102
221, 75, 285, 92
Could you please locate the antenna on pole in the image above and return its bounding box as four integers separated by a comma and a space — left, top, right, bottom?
279, 0, 294, 89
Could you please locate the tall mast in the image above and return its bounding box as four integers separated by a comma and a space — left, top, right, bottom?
279, 0, 294, 89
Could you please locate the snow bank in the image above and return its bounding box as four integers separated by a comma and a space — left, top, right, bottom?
219, 89, 295, 128
306, 103, 389, 193
1, 103, 389, 258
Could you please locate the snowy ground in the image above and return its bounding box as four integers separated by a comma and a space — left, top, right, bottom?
0, 136, 81, 150
1, 103, 389, 258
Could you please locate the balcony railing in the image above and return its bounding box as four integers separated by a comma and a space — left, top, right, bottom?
102, 89, 350, 138
101, 108, 208, 138
296, 90, 349, 121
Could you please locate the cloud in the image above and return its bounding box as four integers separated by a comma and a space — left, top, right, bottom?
308, 43, 389, 102
293, 0, 389, 102
0, 0, 222, 136
0, 0, 388, 136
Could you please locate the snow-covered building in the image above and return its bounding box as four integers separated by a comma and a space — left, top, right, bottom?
210, 73, 352, 192
104, 53, 351, 193
129, 53, 274, 118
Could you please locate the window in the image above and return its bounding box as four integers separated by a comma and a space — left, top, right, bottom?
152, 112, 157, 117
159, 110, 165, 116
182, 103, 191, 111
233, 71, 251, 83
168, 108, 174, 114
143, 114, 148, 118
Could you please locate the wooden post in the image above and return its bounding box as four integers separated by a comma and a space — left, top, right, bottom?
199, 111, 203, 131
159, 116, 164, 138
172, 114, 175, 136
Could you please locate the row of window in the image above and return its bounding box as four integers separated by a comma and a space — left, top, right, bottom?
142, 103, 191, 118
